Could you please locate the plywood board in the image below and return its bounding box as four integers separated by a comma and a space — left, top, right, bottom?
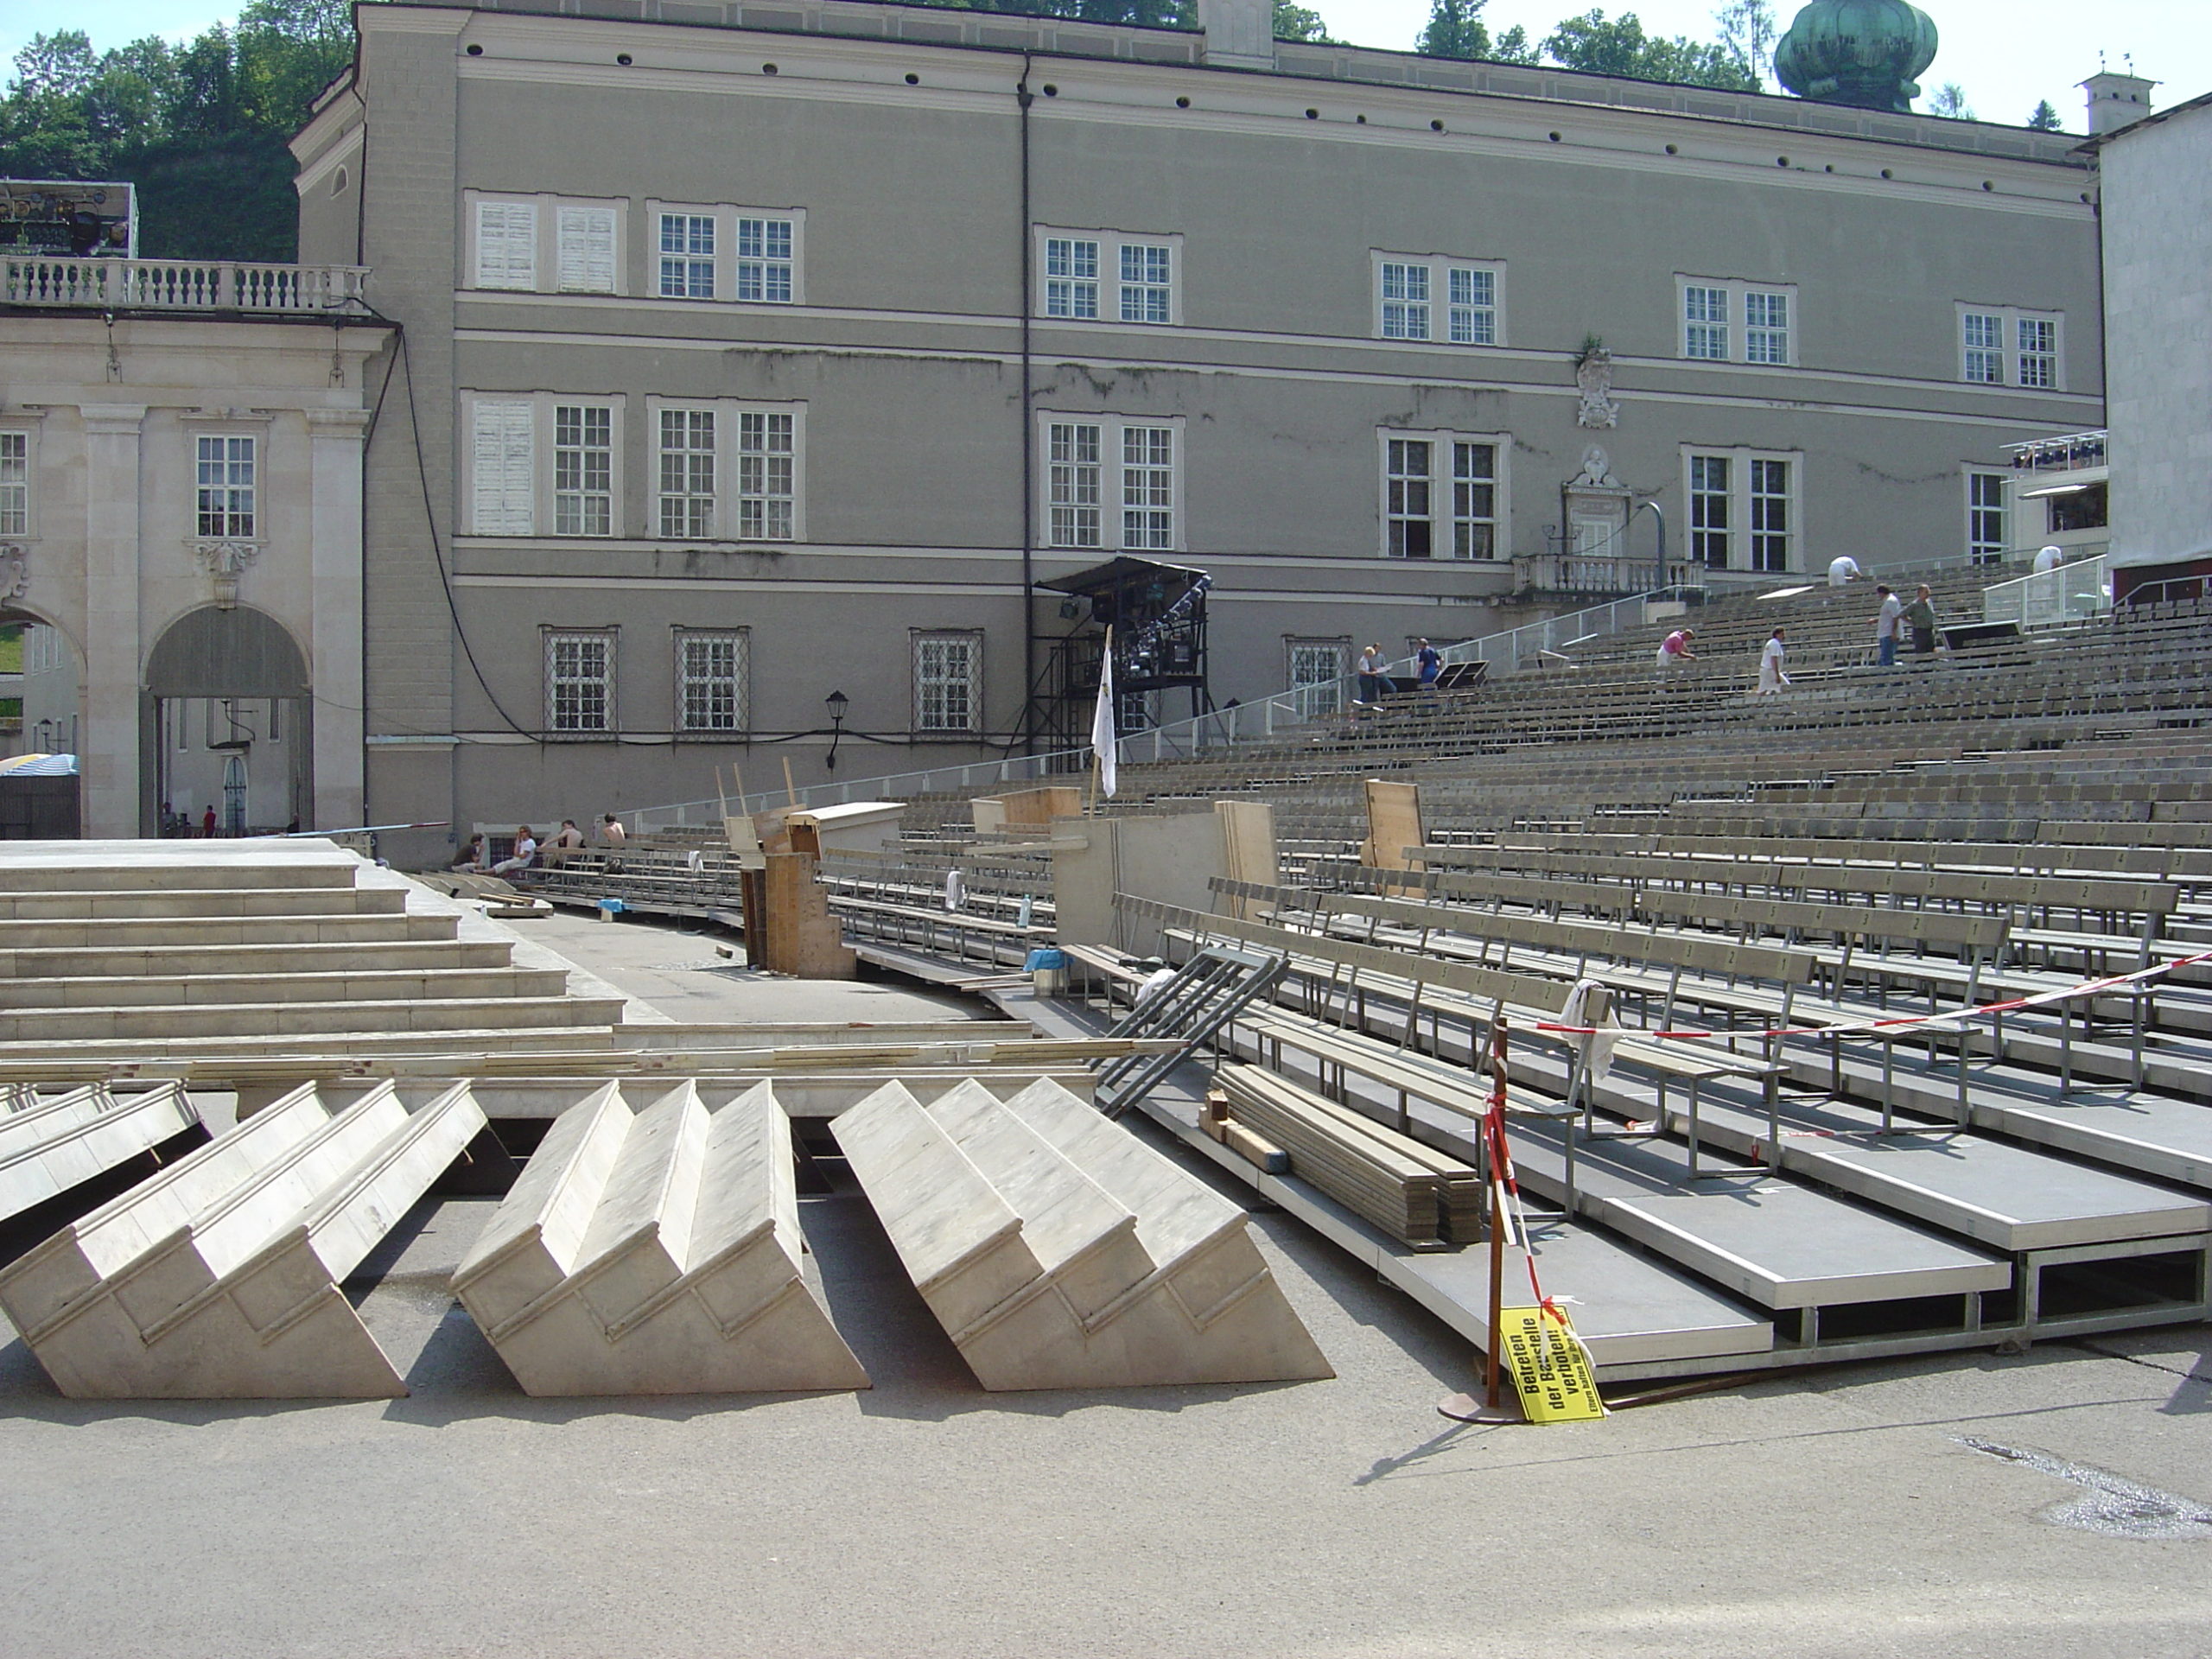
1362, 779, 1425, 872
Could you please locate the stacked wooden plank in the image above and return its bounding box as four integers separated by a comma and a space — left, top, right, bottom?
1213, 1063, 1484, 1247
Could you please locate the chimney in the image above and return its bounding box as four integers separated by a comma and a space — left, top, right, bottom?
1198, 0, 1275, 72
2081, 71, 2157, 136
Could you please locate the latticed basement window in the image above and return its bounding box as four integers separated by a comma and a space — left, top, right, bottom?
913, 632, 980, 734
545, 630, 614, 734
676, 630, 747, 733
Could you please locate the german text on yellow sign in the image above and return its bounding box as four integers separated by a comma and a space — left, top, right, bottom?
1497, 1305, 1606, 1423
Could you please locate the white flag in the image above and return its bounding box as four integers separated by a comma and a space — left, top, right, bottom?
1090, 630, 1118, 799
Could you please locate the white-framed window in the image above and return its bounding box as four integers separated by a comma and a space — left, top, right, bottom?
658, 213, 715, 300
1749, 457, 1791, 573
544, 629, 615, 735
736, 216, 795, 303
1378, 430, 1506, 559
553, 404, 614, 535
642, 202, 804, 304
1287, 639, 1350, 721
1962, 311, 2005, 384
22, 624, 62, 676
1679, 277, 1797, 365
1373, 253, 1503, 346
658, 408, 715, 537
738, 410, 796, 540
466, 194, 626, 295
1957, 305, 2065, 390
194, 435, 257, 539
463, 394, 628, 538
1039, 414, 1183, 551
644, 397, 804, 543
675, 627, 747, 734
1967, 470, 2008, 564
1685, 447, 1802, 572
1036, 229, 1180, 326
0, 430, 28, 537
913, 631, 981, 734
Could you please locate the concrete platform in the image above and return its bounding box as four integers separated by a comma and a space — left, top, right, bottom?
836, 1077, 1332, 1389
452, 1081, 869, 1395
0, 1080, 483, 1397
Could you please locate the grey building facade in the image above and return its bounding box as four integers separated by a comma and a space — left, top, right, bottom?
293, 0, 2102, 856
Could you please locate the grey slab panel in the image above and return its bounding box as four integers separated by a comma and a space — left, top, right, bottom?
1505, 1126, 2012, 1310
1793, 1048, 2212, 1192
1679, 1094, 2212, 1250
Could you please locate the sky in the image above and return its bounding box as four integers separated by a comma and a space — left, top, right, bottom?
0, 0, 2207, 130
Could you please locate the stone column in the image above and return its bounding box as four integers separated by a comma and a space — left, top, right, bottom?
307, 407, 370, 830
79, 404, 148, 839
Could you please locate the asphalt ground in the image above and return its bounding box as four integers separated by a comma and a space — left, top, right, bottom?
3, 915, 2208, 1656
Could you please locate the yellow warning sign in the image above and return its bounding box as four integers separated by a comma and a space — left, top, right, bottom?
1497, 1305, 1607, 1423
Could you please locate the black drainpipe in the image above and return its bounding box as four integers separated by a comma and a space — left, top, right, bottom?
1017, 55, 1037, 755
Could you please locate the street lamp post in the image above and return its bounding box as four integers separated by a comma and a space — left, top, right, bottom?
824, 689, 849, 772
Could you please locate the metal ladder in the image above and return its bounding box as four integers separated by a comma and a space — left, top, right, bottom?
1092, 944, 1288, 1119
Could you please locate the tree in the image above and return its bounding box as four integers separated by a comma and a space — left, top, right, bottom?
1271, 1, 1337, 43
2027, 99, 2063, 131
1491, 25, 1540, 65
1542, 10, 1757, 92
1926, 82, 1974, 120
1713, 0, 1777, 91
1417, 0, 1490, 60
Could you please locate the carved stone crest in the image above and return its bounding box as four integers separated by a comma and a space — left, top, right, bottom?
193, 539, 259, 609
1570, 445, 1621, 491
0, 543, 27, 604
1575, 347, 1620, 430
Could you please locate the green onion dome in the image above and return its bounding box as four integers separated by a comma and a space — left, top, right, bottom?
1775, 1, 1942, 114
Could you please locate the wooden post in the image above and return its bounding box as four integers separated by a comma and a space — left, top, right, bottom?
782, 756, 799, 807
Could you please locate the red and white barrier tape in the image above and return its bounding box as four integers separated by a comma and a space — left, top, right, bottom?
1526, 947, 2212, 1046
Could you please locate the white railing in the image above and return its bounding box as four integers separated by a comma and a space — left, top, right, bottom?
622, 582, 1694, 830
1, 257, 370, 314
1983, 554, 2111, 631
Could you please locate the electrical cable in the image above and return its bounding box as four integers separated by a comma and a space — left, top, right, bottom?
394, 328, 536, 737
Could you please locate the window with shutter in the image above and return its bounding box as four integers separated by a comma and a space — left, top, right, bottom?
474, 200, 538, 290
471, 402, 536, 535
556, 206, 619, 294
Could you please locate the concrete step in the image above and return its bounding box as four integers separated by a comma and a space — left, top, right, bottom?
0, 964, 571, 1011
0, 912, 460, 950
0, 860, 360, 893
0, 1025, 627, 1066
836, 1077, 1332, 1389
0, 887, 409, 922
0, 939, 516, 980
0, 1080, 485, 1397
453, 1079, 869, 1395
0, 1084, 203, 1225
0, 995, 629, 1042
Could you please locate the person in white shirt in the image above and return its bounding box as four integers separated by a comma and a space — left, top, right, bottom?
1827, 555, 1864, 587
1758, 626, 1789, 695
1356, 643, 1389, 705
1873, 585, 1904, 667
2035, 544, 2064, 574
490, 825, 537, 876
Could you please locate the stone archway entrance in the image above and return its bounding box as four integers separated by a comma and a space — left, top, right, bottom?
142, 606, 312, 836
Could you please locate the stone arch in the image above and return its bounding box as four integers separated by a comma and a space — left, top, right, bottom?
140, 605, 313, 836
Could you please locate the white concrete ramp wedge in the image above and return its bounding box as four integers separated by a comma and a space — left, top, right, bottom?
835, 1077, 1332, 1390
451, 1081, 868, 1395
0, 1081, 483, 1398
0, 1084, 201, 1226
